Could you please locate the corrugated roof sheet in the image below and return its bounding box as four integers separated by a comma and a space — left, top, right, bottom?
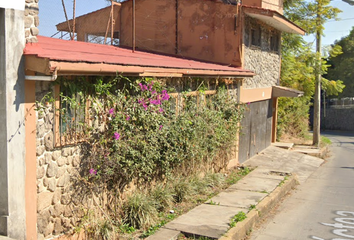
24, 36, 253, 75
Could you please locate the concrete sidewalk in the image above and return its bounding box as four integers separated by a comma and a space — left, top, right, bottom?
146, 146, 324, 240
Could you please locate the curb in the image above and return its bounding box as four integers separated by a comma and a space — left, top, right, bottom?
219, 174, 299, 240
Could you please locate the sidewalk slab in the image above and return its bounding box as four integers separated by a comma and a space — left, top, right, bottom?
228, 176, 282, 193
145, 229, 180, 240
164, 204, 245, 239
207, 190, 267, 209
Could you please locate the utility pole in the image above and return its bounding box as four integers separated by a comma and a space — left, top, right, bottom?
313, 1, 322, 147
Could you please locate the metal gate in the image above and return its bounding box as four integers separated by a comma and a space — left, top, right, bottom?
238, 99, 273, 163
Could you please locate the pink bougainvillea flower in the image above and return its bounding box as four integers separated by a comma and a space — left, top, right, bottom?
114, 132, 120, 140
126, 115, 130, 121
247, 102, 251, 105
158, 108, 164, 113
89, 168, 97, 175
151, 90, 157, 95
159, 125, 163, 130
109, 108, 114, 115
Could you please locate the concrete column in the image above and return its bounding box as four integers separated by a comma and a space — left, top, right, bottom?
0, 7, 27, 240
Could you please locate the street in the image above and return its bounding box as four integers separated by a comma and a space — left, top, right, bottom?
248, 131, 354, 240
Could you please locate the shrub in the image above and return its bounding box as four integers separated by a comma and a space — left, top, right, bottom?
122, 192, 158, 230
172, 178, 192, 203
150, 184, 173, 212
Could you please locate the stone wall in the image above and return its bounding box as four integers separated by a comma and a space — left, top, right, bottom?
243, 16, 281, 89
34, 78, 240, 239
321, 106, 354, 131
36, 82, 85, 240
25, 0, 39, 43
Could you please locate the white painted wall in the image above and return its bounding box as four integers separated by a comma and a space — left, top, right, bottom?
0, 0, 25, 10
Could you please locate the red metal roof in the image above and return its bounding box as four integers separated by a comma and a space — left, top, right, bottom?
24, 36, 253, 76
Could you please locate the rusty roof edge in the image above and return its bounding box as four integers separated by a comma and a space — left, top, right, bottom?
46, 60, 255, 78
242, 5, 306, 34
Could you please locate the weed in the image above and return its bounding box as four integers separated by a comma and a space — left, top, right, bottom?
259, 190, 269, 194
207, 200, 220, 205
122, 192, 158, 230
229, 211, 247, 228
150, 184, 173, 211
119, 224, 136, 234
321, 136, 332, 146
239, 167, 251, 176
278, 176, 289, 186
248, 204, 256, 210
172, 178, 192, 203
140, 220, 167, 238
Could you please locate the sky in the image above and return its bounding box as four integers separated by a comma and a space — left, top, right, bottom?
38, 0, 354, 46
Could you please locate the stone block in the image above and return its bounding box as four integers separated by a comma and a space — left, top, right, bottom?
28, 4, 39, 16
37, 180, 45, 194
38, 157, 44, 167
24, 16, 33, 28
25, 0, 34, 3
37, 210, 51, 234
37, 122, 46, 138
38, 192, 53, 212
37, 166, 45, 179
56, 167, 66, 178
54, 218, 64, 235
66, 156, 73, 165
72, 155, 80, 167
57, 173, 70, 187
47, 161, 58, 178
62, 218, 72, 229
26, 36, 38, 43
45, 153, 52, 164
57, 157, 66, 167
44, 222, 54, 237
52, 150, 61, 161
53, 190, 62, 204
25, 29, 30, 38
61, 194, 71, 205
62, 148, 72, 157
44, 131, 54, 151
47, 178, 57, 192
63, 205, 74, 217
36, 146, 45, 157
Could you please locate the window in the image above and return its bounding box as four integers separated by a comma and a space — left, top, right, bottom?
169, 90, 217, 115
54, 81, 90, 146
250, 27, 261, 47
270, 32, 280, 52
86, 31, 120, 46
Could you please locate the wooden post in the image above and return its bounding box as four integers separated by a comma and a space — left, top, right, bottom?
271, 97, 278, 143
132, 0, 136, 52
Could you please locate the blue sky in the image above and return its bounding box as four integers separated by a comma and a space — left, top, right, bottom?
38, 0, 354, 46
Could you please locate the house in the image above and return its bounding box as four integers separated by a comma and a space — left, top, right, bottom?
0, 0, 303, 239
56, 0, 305, 163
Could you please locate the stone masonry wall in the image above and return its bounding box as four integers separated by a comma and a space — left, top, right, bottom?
25, 0, 39, 43
36, 82, 86, 240
243, 16, 281, 89
35, 78, 240, 239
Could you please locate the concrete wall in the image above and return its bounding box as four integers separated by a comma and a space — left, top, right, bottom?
243, 16, 281, 89
120, 0, 242, 66
0, 7, 27, 240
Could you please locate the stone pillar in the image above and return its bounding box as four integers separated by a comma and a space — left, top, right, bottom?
0, 5, 27, 240
24, 0, 39, 43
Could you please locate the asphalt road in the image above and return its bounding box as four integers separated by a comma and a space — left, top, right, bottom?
248, 131, 354, 240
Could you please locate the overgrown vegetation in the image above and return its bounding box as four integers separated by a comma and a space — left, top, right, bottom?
229, 211, 247, 228
278, 0, 344, 139
42, 76, 248, 238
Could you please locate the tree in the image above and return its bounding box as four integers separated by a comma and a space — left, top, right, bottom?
279, 0, 343, 145
326, 27, 354, 97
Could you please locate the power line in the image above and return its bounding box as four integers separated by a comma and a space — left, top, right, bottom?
327, 17, 354, 22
